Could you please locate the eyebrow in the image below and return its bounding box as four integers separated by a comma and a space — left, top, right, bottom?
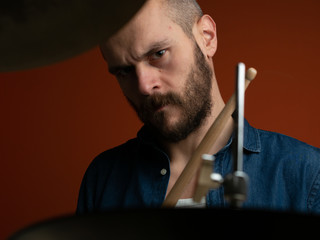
108, 39, 172, 74
108, 65, 131, 75
139, 39, 171, 60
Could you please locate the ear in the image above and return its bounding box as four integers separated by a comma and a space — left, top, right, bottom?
194, 15, 217, 58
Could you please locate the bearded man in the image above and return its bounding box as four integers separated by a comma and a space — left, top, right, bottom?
77, 0, 320, 212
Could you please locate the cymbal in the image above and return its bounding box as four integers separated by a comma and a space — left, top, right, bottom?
0, 0, 146, 72
9, 208, 320, 239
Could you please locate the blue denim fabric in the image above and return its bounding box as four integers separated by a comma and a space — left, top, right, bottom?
77, 120, 320, 214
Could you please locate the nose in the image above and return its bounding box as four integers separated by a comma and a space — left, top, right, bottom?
135, 63, 160, 95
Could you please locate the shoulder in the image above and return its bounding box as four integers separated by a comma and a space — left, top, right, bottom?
76, 138, 141, 213
255, 128, 320, 191
257, 128, 320, 159
78, 138, 140, 199
246, 125, 320, 188
247, 127, 320, 212
86, 138, 140, 176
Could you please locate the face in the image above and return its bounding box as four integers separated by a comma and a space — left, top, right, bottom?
101, 0, 213, 142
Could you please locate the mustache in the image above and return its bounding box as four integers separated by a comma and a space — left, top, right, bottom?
126, 92, 184, 124
141, 92, 183, 112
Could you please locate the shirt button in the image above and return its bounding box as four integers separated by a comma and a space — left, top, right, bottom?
160, 168, 167, 176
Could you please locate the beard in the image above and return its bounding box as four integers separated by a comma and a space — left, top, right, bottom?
128, 41, 213, 142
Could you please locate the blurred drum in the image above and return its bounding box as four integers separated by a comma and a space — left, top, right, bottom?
0, 0, 146, 72
9, 208, 320, 239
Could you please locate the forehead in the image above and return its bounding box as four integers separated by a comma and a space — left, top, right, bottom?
100, 0, 187, 64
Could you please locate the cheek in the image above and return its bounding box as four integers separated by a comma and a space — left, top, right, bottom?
165, 52, 193, 89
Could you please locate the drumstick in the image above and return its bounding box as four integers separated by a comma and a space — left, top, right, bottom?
162, 67, 257, 207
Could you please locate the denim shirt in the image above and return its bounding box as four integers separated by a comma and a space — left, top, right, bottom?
77, 120, 320, 214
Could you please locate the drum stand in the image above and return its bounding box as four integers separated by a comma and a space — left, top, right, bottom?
194, 63, 249, 208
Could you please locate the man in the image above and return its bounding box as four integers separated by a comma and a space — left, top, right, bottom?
77, 0, 320, 213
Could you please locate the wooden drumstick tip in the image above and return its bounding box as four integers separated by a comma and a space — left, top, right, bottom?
246, 68, 257, 81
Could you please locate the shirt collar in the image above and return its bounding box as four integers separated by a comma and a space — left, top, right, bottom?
137, 119, 261, 153
243, 119, 261, 153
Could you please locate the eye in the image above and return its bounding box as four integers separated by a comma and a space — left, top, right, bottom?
116, 66, 134, 78
150, 49, 166, 60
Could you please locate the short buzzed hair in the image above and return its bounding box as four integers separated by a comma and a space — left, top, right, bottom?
162, 0, 203, 38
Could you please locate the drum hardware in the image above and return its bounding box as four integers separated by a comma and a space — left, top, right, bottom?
193, 63, 250, 208
163, 64, 257, 207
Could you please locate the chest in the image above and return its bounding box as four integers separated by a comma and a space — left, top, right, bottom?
166, 158, 201, 199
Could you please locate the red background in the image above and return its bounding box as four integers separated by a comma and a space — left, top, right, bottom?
1, 0, 320, 238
